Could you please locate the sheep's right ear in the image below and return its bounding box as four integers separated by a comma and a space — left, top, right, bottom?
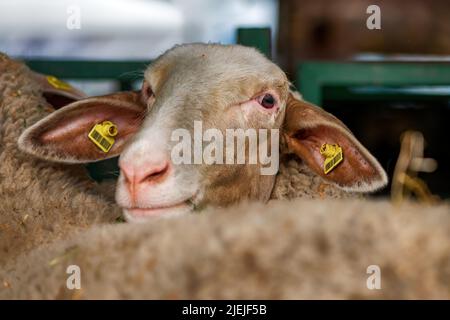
18, 91, 146, 163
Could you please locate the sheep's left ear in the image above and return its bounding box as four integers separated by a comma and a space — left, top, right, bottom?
283, 93, 387, 192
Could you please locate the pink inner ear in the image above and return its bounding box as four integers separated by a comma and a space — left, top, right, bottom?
30, 100, 145, 162
288, 125, 383, 189
41, 104, 141, 142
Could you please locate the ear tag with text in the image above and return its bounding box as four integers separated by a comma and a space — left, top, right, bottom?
88, 121, 118, 153
320, 143, 344, 174
46, 75, 72, 91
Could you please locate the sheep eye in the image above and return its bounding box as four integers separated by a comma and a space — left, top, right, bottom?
259, 93, 276, 109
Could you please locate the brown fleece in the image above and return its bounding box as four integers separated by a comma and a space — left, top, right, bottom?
271, 156, 357, 200
0, 53, 120, 265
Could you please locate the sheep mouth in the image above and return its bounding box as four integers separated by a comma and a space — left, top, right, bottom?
123, 202, 193, 220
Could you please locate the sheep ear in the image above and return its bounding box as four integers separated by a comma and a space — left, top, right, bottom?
18, 91, 146, 163
31, 72, 88, 109
283, 93, 387, 192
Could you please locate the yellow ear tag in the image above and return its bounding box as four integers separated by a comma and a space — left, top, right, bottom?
88, 121, 118, 153
46, 75, 72, 91
320, 143, 344, 174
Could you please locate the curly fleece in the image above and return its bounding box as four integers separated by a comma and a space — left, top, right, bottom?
1, 199, 449, 299
0, 53, 120, 265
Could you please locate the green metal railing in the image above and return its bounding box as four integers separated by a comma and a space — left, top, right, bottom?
297, 62, 450, 106
25, 27, 272, 91
25, 60, 149, 91
236, 27, 272, 60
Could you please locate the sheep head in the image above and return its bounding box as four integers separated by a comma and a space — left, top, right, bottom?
19, 44, 387, 221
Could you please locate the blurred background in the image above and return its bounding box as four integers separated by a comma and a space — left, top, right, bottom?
0, 0, 278, 59
0, 0, 449, 199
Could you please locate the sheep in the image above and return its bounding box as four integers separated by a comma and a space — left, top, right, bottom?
0, 53, 120, 265
18, 44, 387, 222
1, 198, 449, 299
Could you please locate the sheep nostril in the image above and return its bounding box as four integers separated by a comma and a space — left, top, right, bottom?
119, 159, 170, 187
141, 163, 170, 184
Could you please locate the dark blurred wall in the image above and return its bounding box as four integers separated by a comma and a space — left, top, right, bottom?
277, 0, 450, 74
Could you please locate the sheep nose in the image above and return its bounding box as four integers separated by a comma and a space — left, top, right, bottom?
119, 158, 170, 188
